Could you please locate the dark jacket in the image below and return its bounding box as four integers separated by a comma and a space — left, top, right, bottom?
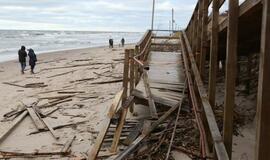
18, 49, 27, 63
28, 49, 37, 66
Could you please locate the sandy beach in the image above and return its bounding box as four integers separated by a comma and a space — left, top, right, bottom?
0, 45, 132, 159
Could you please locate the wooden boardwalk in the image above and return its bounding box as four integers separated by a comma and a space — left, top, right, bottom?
134, 51, 186, 109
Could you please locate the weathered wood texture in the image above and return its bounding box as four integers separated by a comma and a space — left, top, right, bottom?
88, 89, 123, 160
110, 50, 130, 152
199, 0, 209, 78
181, 32, 229, 160
223, 0, 239, 158
208, 0, 219, 108
255, 0, 270, 159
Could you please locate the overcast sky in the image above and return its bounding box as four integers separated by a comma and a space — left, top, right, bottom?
0, 0, 197, 32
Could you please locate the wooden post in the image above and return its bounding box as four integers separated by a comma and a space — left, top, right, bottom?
129, 49, 135, 113
255, 0, 270, 159
199, 0, 209, 79
110, 49, 130, 152
196, 1, 203, 65
192, 11, 198, 54
134, 46, 139, 85
223, 0, 239, 158
208, 0, 219, 108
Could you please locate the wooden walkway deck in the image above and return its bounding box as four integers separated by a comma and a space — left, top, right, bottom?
133, 51, 186, 109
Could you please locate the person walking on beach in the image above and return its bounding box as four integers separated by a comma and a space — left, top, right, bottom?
27, 48, 37, 74
121, 38, 125, 47
18, 46, 27, 74
109, 38, 114, 48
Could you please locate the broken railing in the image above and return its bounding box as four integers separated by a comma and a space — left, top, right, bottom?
88, 30, 154, 159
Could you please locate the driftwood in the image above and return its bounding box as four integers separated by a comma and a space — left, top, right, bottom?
47, 70, 75, 78
39, 95, 74, 100
39, 99, 73, 109
0, 150, 69, 159
42, 118, 60, 139
44, 107, 60, 117
90, 79, 123, 85
57, 91, 85, 94
42, 62, 113, 71
27, 107, 46, 130
0, 111, 28, 144
29, 120, 88, 135
2, 82, 47, 88
61, 135, 76, 153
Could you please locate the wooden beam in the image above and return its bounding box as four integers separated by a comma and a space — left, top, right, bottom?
110, 50, 130, 152
88, 89, 123, 160
255, 0, 270, 159
192, 11, 198, 54
0, 111, 28, 144
199, 0, 209, 79
208, 0, 219, 108
27, 107, 46, 131
223, 0, 239, 159
142, 71, 158, 119
134, 46, 139, 85
196, 0, 203, 65
129, 49, 135, 113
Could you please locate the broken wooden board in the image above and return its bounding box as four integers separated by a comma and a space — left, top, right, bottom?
27, 107, 46, 131
88, 89, 124, 160
0, 111, 28, 144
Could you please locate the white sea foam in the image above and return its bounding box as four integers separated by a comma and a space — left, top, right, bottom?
0, 30, 143, 62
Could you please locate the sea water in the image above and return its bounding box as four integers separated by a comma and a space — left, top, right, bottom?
0, 30, 143, 62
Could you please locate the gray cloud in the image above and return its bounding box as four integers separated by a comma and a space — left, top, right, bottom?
0, 0, 197, 31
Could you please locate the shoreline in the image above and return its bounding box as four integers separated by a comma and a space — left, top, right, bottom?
0, 43, 135, 64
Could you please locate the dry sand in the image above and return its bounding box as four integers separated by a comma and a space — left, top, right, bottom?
0, 45, 132, 159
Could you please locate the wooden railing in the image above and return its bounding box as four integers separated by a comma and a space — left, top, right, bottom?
184, 0, 268, 160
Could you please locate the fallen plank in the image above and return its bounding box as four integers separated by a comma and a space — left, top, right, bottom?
57, 91, 85, 94
28, 120, 88, 135
27, 107, 46, 130
47, 70, 75, 78
39, 99, 72, 108
42, 118, 60, 139
2, 82, 25, 88
0, 150, 69, 158
90, 79, 123, 85
44, 107, 60, 117
132, 89, 178, 107
61, 135, 76, 152
114, 82, 187, 160
0, 111, 28, 144
88, 89, 124, 160
39, 95, 74, 100
142, 71, 158, 119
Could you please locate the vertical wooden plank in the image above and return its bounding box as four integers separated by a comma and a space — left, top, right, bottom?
256, 0, 270, 159
129, 49, 135, 113
134, 46, 139, 85
208, 0, 219, 108
110, 50, 130, 152
192, 11, 198, 54
199, 0, 209, 79
223, 0, 239, 159
122, 49, 130, 105
196, 0, 203, 65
